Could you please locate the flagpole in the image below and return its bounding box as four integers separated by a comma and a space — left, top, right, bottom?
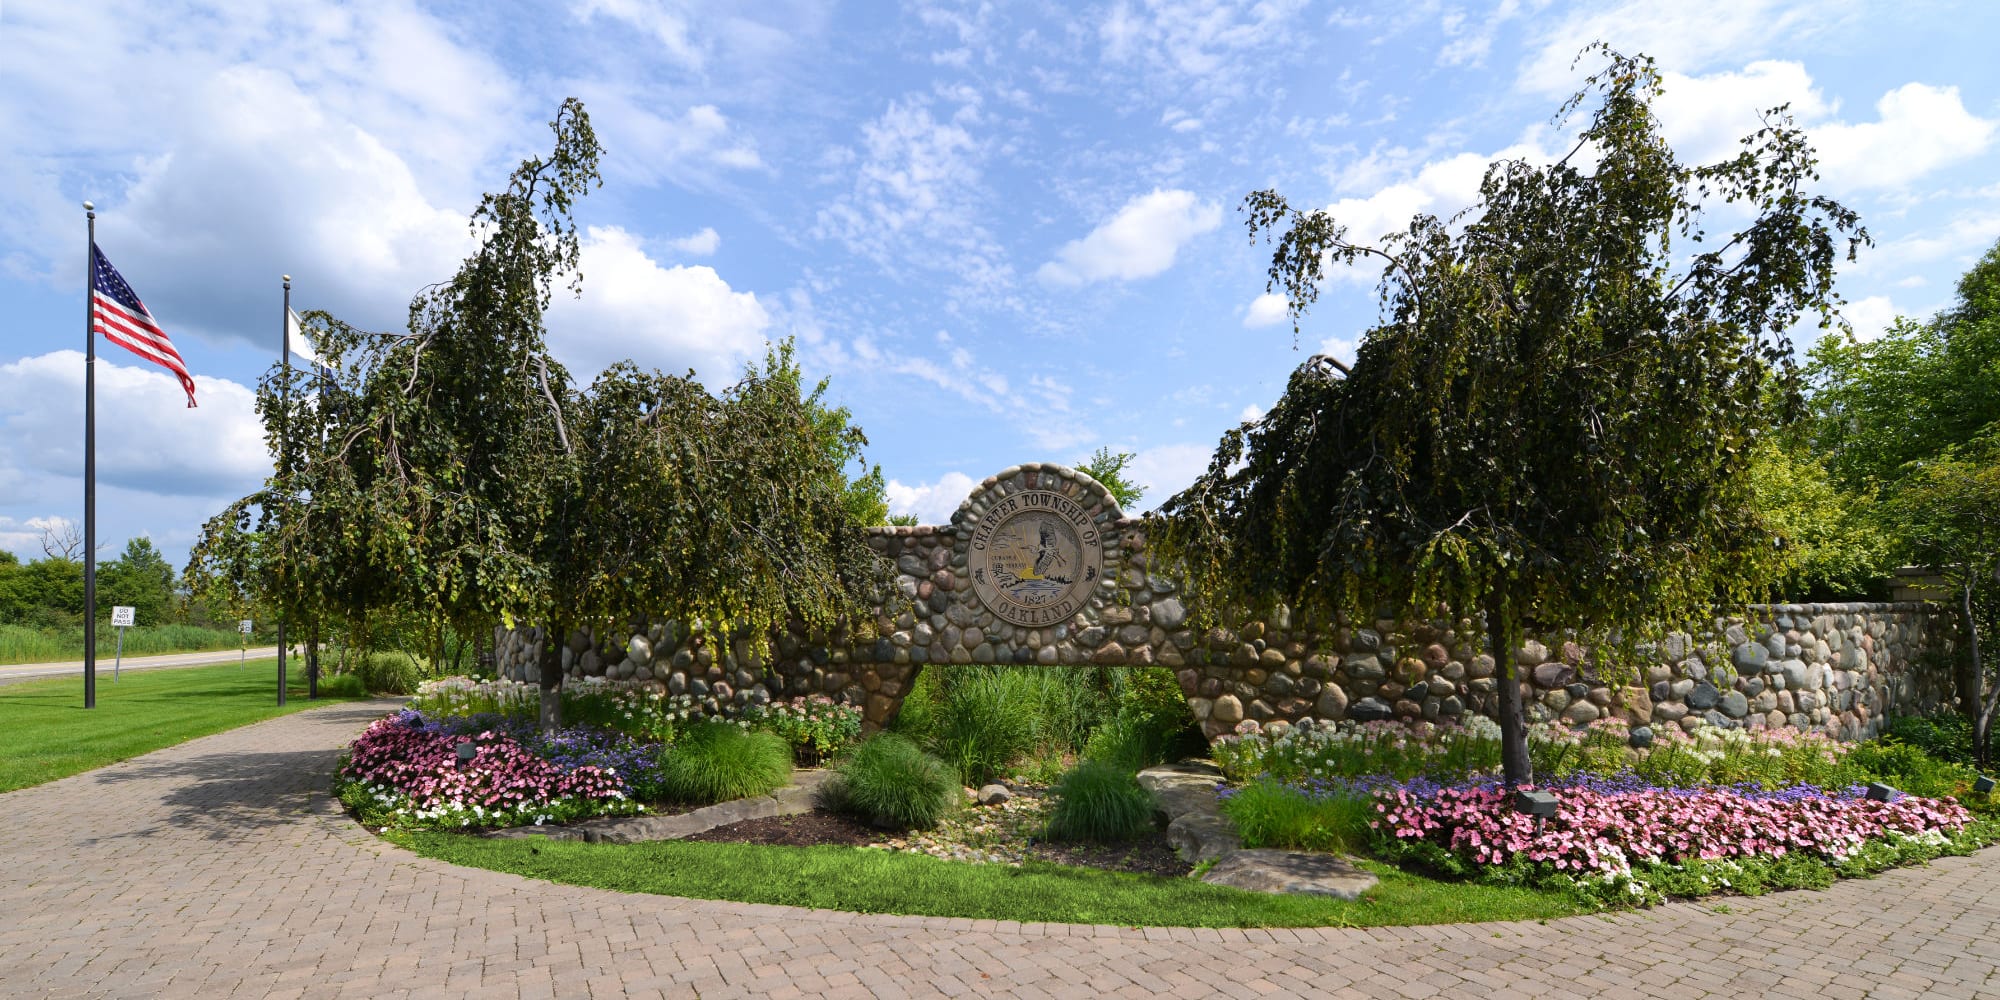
277, 276, 290, 707
83, 201, 98, 711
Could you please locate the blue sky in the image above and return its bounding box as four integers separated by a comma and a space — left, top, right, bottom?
2, 0, 1997, 570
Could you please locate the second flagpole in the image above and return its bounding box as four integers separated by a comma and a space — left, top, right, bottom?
277, 275, 289, 707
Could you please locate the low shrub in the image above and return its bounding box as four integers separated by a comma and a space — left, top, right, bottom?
746, 696, 862, 766
356, 652, 426, 695
317, 673, 368, 698
1220, 778, 1377, 854
1044, 759, 1154, 843
658, 721, 791, 805
826, 733, 959, 830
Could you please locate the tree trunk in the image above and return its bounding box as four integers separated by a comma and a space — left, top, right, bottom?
1489, 599, 1532, 787
537, 623, 565, 731
1967, 581, 1992, 771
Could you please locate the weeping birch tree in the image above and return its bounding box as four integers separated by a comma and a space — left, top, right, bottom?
1155, 48, 1868, 785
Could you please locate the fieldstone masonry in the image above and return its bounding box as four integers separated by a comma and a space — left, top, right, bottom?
494, 463, 1959, 743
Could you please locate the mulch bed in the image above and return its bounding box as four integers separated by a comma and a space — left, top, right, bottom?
686, 808, 1194, 877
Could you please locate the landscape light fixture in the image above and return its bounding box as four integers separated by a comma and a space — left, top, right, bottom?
1512, 789, 1560, 817
1865, 782, 1899, 803
1512, 788, 1560, 836
455, 741, 477, 766
1976, 775, 1996, 795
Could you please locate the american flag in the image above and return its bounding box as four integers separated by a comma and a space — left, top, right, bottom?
91, 243, 196, 407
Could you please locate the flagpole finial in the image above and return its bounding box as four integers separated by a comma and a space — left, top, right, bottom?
282, 274, 291, 282
83, 201, 94, 215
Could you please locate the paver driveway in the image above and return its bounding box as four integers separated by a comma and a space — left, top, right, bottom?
3, 700, 1999, 999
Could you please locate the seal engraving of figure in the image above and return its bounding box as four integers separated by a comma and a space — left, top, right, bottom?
967, 489, 1104, 628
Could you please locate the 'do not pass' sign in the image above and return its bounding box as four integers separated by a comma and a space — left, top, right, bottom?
967, 489, 1103, 628
111, 606, 135, 627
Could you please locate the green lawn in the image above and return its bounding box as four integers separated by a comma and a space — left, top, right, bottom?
0, 659, 369, 793
398, 832, 1588, 928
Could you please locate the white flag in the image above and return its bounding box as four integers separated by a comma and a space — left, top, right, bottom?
285, 308, 323, 369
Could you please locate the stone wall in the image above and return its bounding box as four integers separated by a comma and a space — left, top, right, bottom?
492, 462, 1960, 743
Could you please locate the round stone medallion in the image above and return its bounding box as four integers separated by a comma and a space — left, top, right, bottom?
968, 490, 1104, 627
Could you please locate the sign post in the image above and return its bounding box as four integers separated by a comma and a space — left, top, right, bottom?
239, 619, 252, 669
110, 606, 134, 681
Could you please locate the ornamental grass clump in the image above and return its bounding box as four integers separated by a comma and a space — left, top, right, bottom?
1220, 777, 1378, 854
1045, 759, 1156, 842
658, 720, 792, 805
825, 733, 959, 830
928, 668, 1039, 785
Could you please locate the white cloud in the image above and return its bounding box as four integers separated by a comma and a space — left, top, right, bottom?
1519, 0, 1854, 95
1099, 0, 1311, 99
1037, 189, 1222, 286
1840, 296, 1906, 344
667, 227, 721, 256
1238, 404, 1263, 422
0, 351, 270, 498
1243, 292, 1289, 328
571, 0, 706, 69
885, 471, 979, 524
814, 96, 1012, 298
1651, 62, 1831, 167
1813, 83, 1997, 191
1318, 336, 1362, 367
565, 90, 767, 184
546, 226, 770, 381
1650, 65, 1996, 191
6, 63, 479, 344
0, 516, 82, 561
1126, 442, 1214, 511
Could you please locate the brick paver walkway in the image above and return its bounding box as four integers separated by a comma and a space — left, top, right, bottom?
3, 700, 1998, 999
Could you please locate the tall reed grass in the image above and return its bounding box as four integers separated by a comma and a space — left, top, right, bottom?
0, 623, 248, 665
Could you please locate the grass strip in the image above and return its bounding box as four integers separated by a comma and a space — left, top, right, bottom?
0, 659, 367, 793
395, 832, 1587, 928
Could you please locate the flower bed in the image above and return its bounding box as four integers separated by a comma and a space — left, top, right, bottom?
339, 710, 642, 829
1213, 715, 1998, 908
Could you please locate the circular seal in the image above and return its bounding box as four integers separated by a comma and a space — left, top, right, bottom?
968, 489, 1104, 628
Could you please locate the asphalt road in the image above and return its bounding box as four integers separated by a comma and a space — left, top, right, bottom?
0, 646, 285, 687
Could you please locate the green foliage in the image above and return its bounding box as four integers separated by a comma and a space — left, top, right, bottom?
658, 721, 792, 805
1220, 779, 1377, 854
825, 733, 959, 830
1885, 712, 1979, 766
1808, 239, 2000, 494
1744, 437, 1896, 600
1044, 759, 1155, 842
1079, 447, 1145, 510
1846, 741, 1983, 802
1156, 48, 1866, 784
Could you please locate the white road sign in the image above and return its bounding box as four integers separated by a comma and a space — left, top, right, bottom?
111, 606, 135, 627
239, 619, 254, 634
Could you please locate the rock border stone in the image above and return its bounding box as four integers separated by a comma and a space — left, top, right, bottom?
486, 769, 835, 844
1137, 761, 1379, 899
